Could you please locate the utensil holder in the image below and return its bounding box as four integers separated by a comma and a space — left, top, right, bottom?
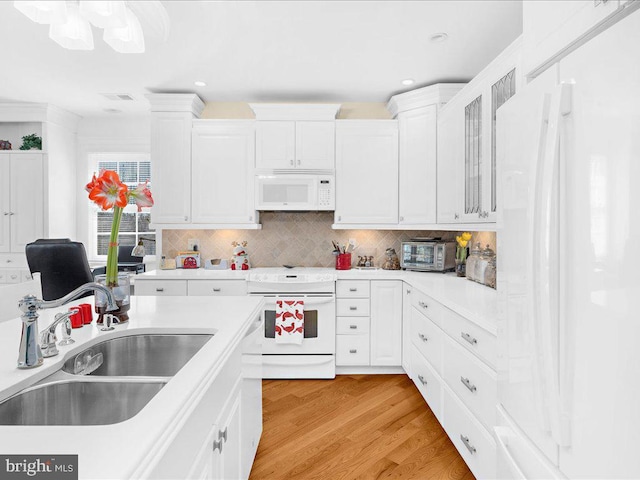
336, 253, 352, 270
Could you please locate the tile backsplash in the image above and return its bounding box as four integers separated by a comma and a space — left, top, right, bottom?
162, 212, 496, 268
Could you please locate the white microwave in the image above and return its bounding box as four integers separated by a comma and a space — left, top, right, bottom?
255, 173, 335, 211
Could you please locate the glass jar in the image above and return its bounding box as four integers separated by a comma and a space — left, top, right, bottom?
466, 242, 482, 282
382, 248, 400, 270
485, 254, 497, 289
476, 245, 495, 286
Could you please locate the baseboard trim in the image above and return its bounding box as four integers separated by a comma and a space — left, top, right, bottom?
336, 366, 406, 375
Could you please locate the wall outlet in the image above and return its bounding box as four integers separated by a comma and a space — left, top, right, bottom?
348, 238, 357, 248
188, 238, 200, 251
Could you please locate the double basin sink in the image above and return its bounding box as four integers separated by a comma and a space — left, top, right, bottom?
0, 334, 213, 426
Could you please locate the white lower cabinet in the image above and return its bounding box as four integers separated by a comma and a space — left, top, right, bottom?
370, 280, 402, 366
134, 279, 188, 296
135, 279, 247, 297
212, 378, 243, 480
406, 283, 497, 479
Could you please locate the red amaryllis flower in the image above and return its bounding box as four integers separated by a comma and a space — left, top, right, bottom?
85, 172, 99, 193
128, 181, 154, 212
87, 170, 128, 210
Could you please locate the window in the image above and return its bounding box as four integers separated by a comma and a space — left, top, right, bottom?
89, 153, 155, 259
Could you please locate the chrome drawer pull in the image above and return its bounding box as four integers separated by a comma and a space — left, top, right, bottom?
461, 332, 478, 345
460, 435, 476, 454
349, 288, 358, 292
349, 306, 357, 311
213, 288, 221, 292
418, 301, 428, 309
349, 325, 358, 329
218, 427, 228, 442
418, 375, 427, 386
212, 439, 223, 453
156, 288, 164, 292
418, 333, 428, 342
349, 349, 357, 354
461, 376, 477, 393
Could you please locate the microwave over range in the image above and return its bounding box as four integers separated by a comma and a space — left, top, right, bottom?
255, 172, 335, 211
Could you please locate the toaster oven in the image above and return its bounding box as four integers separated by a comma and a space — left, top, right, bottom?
400, 241, 456, 272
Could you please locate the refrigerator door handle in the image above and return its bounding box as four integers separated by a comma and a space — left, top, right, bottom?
532, 81, 573, 448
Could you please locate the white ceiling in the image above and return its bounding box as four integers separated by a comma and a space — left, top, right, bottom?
0, 1, 523, 117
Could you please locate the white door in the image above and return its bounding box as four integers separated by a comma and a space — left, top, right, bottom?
295, 121, 335, 170
0, 157, 10, 253
191, 122, 256, 224
10, 154, 43, 252
497, 64, 560, 464
557, 12, 640, 478
370, 280, 403, 366
436, 104, 462, 223
335, 121, 398, 225
399, 105, 437, 225
255, 121, 295, 169
150, 112, 193, 224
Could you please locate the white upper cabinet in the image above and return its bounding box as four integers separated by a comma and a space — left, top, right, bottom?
148, 94, 204, 225
436, 38, 522, 225
335, 120, 399, 225
522, 0, 633, 78
0, 153, 44, 253
251, 104, 340, 171
191, 121, 257, 225
387, 84, 464, 228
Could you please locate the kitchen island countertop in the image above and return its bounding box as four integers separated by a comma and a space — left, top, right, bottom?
0, 295, 264, 479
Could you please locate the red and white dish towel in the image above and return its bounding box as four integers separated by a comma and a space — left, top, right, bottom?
275, 299, 304, 344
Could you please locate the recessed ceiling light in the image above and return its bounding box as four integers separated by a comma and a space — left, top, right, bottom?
430, 32, 448, 43
401, 78, 415, 86
194, 80, 206, 87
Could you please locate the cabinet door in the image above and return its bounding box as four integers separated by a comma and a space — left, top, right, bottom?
150, 112, 193, 224
10, 154, 43, 252
191, 122, 256, 224
295, 121, 335, 170
212, 381, 242, 480
523, 0, 621, 78
335, 121, 398, 225
0, 158, 10, 253
399, 105, 437, 225
436, 105, 462, 223
370, 280, 403, 366
255, 121, 295, 169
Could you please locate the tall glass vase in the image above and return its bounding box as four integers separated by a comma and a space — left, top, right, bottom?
94, 273, 131, 324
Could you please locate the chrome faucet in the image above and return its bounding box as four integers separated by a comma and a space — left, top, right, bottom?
17, 282, 117, 369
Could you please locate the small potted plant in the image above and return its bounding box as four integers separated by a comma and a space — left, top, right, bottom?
19, 134, 42, 150
455, 232, 472, 277
86, 170, 153, 323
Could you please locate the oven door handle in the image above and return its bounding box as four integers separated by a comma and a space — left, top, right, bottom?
265, 296, 335, 307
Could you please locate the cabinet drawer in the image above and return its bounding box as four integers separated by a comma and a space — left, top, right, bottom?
410, 345, 443, 421
443, 385, 497, 480
336, 280, 370, 298
336, 334, 369, 366
187, 280, 247, 296
410, 289, 442, 326
336, 316, 370, 335
0, 254, 27, 269
443, 336, 497, 431
441, 306, 497, 369
135, 280, 188, 296
410, 306, 443, 374
336, 298, 370, 317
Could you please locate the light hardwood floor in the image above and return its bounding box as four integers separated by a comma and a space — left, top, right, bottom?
249, 375, 475, 480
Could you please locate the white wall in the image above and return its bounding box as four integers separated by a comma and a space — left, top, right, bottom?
76, 115, 150, 259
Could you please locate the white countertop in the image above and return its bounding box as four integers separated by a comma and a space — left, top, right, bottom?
137, 267, 498, 334
0, 295, 264, 479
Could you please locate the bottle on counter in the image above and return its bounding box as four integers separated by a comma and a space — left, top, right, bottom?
466, 242, 482, 282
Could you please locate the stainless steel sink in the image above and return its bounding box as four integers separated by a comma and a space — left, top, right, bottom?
62, 334, 214, 377
0, 380, 166, 426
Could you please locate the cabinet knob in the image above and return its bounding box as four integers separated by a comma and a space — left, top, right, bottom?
337, 215, 342, 222
418, 375, 427, 386
406, 289, 411, 294
349, 349, 357, 354
297, 159, 301, 166
184, 215, 188, 221
460, 376, 477, 393
249, 215, 253, 221
418, 333, 428, 342
349, 325, 358, 330
461, 332, 478, 345
290, 159, 294, 166
418, 301, 428, 309
213, 288, 221, 292
6, 259, 12, 263
156, 288, 164, 292
349, 288, 357, 292
212, 439, 223, 453
349, 306, 357, 311
218, 427, 228, 442
454, 213, 459, 220
399, 216, 404, 221
3, 212, 8, 216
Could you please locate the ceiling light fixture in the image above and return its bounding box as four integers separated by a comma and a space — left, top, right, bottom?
14, 0, 168, 53
194, 81, 207, 87
430, 32, 449, 43
401, 79, 415, 86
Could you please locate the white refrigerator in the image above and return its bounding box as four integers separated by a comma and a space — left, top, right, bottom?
496, 8, 640, 480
